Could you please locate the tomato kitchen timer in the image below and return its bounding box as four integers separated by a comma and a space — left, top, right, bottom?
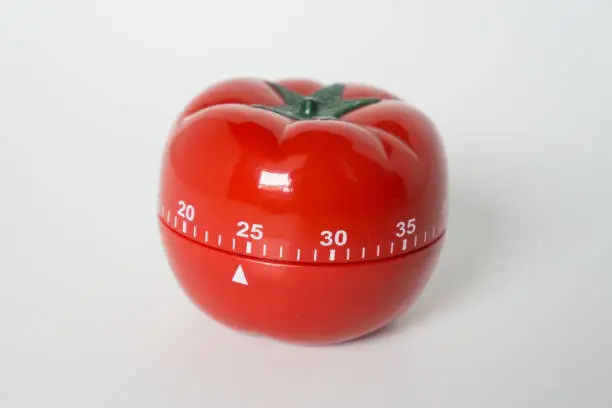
157, 78, 448, 345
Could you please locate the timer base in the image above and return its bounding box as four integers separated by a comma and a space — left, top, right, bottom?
160, 221, 444, 345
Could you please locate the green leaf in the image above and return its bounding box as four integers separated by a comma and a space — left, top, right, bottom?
318, 98, 380, 118
253, 82, 382, 120
266, 81, 305, 106
312, 83, 345, 104
251, 104, 301, 120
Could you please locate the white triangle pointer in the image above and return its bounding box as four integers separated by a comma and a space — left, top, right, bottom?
232, 265, 248, 285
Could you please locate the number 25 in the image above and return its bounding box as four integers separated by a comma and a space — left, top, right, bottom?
237, 221, 264, 240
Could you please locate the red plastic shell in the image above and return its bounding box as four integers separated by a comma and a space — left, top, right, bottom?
158, 78, 448, 344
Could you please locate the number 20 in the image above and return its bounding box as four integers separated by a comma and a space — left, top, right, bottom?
177, 200, 195, 221
396, 218, 416, 237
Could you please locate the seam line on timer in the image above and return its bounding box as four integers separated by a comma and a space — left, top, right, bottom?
158, 215, 446, 265
159, 218, 445, 266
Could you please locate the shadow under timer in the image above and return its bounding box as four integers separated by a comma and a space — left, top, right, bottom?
157, 78, 448, 345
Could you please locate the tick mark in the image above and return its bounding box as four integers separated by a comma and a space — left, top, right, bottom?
424, 232, 427, 242
414, 235, 418, 247
193, 225, 197, 237
313, 249, 318, 262
376, 245, 381, 257
217, 234, 222, 246
361, 247, 366, 259
346, 248, 350, 260
246, 241, 252, 254
232, 238, 236, 250
204, 230, 209, 243
329, 249, 336, 261
402, 238, 408, 251
174, 216, 177, 228
166, 211, 170, 223
297, 249, 301, 261
182, 221, 187, 234
279, 245, 284, 258
263, 244, 267, 257
390, 242, 394, 254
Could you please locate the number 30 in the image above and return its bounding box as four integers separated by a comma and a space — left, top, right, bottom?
320, 230, 348, 246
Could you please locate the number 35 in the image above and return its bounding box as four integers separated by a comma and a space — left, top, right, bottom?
395, 218, 416, 237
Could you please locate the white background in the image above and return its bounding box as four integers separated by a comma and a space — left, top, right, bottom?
1, 0, 611, 407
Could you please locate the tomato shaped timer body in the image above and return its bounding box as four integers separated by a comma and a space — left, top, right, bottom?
157, 78, 448, 345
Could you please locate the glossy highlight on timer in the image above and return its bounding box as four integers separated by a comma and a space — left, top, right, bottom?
158, 77, 448, 345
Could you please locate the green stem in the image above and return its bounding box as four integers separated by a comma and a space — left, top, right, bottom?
299, 97, 318, 117
252, 82, 381, 121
